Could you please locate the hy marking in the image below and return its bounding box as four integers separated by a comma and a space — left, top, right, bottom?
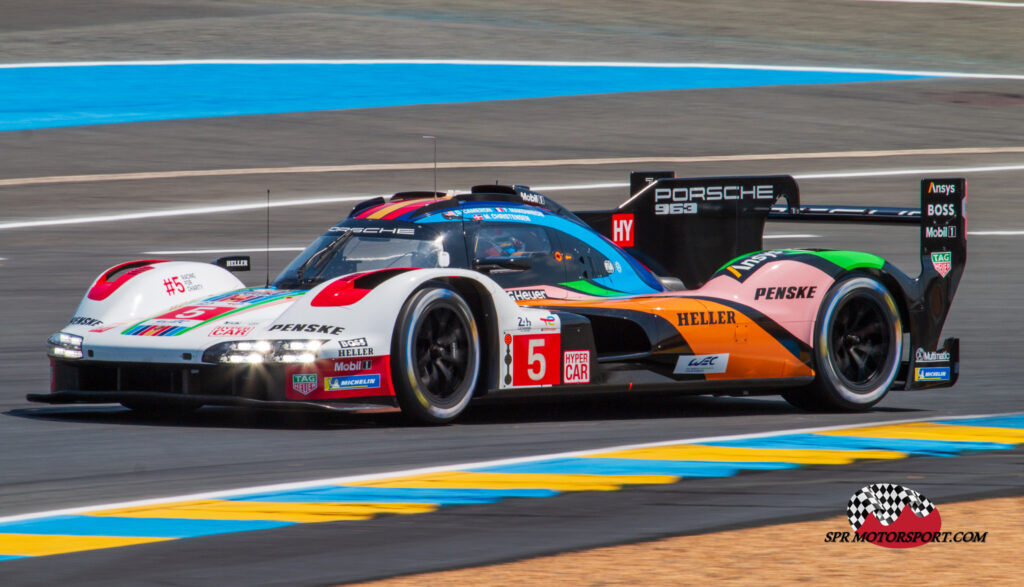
0, 411, 1019, 525
3, 146, 1024, 188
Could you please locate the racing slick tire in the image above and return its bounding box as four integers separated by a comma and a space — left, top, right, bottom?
392, 284, 481, 424
784, 275, 902, 411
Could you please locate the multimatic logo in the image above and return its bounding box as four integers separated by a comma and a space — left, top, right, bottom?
676, 311, 736, 326
753, 285, 817, 301
916, 348, 951, 363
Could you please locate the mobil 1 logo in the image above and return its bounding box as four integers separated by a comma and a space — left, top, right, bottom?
921, 178, 965, 245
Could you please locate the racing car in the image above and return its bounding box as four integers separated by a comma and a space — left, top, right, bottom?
32, 171, 966, 423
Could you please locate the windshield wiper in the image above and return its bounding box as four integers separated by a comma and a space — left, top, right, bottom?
294, 233, 349, 287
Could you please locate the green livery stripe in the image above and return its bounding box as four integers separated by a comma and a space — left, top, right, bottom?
808, 250, 885, 271
716, 249, 806, 274
560, 280, 622, 297
121, 290, 305, 335
715, 249, 883, 275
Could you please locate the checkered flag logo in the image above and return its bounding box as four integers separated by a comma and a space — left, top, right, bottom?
847, 483, 936, 531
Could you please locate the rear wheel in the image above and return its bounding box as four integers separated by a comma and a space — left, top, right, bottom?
392, 285, 480, 424
784, 276, 902, 411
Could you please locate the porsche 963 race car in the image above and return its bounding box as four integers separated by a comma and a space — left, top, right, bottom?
32, 172, 966, 423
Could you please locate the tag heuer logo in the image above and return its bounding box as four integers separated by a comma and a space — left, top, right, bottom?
291, 373, 317, 395
931, 251, 952, 278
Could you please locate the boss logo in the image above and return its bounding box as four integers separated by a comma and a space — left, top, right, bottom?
926, 203, 957, 216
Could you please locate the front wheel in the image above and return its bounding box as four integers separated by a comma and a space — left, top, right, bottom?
784, 276, 902, 411
392, 285, 480, 424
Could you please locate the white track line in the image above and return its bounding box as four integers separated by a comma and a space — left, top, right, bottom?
796, 163, 1024, 179
863, 0, 1024, 7
142, 247, 305, 255
0, 194, 375, 231
0, 411, 1018, 524
3, 162, 1024, 232
4, 147, 1024, 188
143, 237, 818, 255
2, 59, 1023, 80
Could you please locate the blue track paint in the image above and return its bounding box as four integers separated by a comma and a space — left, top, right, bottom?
942, 415, 1024, 429
470, 457, 798, 477
0, 515, 291, 538
3, 414, 1022, 561
702, 433, 1012, 455
0, 63, 928, 131
232, 486, 557, 504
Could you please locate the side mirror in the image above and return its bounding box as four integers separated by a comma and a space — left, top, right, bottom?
213, 255, 251, 272
472, 255, 531, 274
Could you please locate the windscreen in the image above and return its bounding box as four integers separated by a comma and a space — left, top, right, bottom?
273, 231, 446, 289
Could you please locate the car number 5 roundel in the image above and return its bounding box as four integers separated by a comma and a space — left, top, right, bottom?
512, 333, 561, 386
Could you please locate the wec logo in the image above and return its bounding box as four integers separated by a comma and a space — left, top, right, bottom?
673, 353, 729, 374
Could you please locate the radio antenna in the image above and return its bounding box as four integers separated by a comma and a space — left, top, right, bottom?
265, 189, 271, 287
423, 135, 437, 198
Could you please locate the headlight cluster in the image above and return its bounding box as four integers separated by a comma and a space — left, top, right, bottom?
202, 339, 325, 365
48, 332, 84, 359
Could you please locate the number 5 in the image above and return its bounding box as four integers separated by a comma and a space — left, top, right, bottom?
174, 306, 217, 319
527, 338, 546, 381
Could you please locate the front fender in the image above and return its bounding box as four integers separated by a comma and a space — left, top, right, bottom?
64, 260, 245, 334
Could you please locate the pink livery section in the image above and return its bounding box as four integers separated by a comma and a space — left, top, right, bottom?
695, 260, 836, 346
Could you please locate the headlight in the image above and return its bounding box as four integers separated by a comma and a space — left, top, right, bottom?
202, 339, 325, 365
47, 332, 84, 359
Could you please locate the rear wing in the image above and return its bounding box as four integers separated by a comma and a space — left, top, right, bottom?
576, 172, 966, 296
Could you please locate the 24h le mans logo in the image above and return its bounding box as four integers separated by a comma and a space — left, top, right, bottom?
847, 483, 941, 548
931, 251, 952, 277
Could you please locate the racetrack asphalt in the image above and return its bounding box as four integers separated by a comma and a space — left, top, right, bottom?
1, 1, 1023, 584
